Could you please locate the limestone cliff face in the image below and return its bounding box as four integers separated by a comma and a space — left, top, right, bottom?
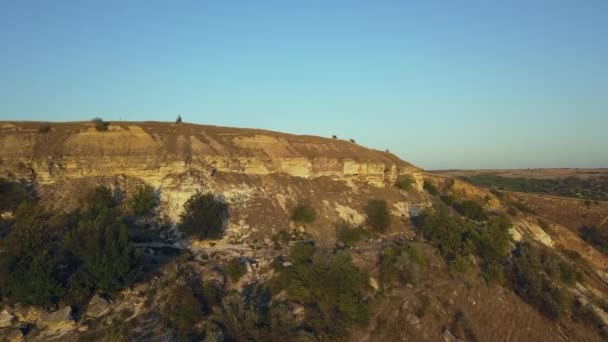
0, 121, 424, 240
0, 121, 419, 188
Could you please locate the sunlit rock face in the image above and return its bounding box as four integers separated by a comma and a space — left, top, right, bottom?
0, 121, 423, 240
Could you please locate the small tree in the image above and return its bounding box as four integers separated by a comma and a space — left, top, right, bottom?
38, 124, 52, 133
332, 135, 337, 139
179, 192, 229, 239
176, 115, 183, 124
395, 175, 414, 191
290, 201, 316, 224
128, 184, 157, 217
92, 117, 108, 131
365, 199, 391, 232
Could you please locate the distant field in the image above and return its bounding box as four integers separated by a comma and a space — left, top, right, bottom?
431, 169, 608, 201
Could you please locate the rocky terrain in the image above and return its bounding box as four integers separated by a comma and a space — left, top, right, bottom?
0, 121, 607, 341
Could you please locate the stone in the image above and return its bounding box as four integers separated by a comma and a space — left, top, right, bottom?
443, 328, 458, 342
6, 329, 23, 342
0, 309, 14, 328
406, 314, 420, 325
369, 277, 379, 291
39, 306, 72, 327
282, 261, 293, 267
86, 295, 110, 318
78, 324, 89, 332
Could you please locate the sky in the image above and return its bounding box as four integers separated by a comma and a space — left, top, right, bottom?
1, 1, 606, 170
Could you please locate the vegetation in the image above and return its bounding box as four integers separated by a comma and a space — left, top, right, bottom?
452, 200, 487, 221
176, 115, 182, 124
507, 243, 576, 320
290, 200, 316, 224
579, 225, 608, 255
0, 179, 29, 213
38, 123, 51, 133
378, 243, 425, 287
224, 258, 247, 283
364, 199, 391, 232
268, 243, 370, 339
163, 284, 204, 338
128, 184, 158, 217
92, 117, 109, 131
179, 192, 229, 239
461, 174, 608, 201
423, 180, 439, 195
335, 221, 368, 246
394, 175, 414, 191
0, 185, 142, 307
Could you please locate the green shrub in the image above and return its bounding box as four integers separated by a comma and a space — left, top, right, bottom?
179, 192, 229, 239
128, 184, 157, 217
224, 258, 247, 283
379, 243, 425, 287
335, 221, 368, 246
0, 179, 29, 212
419, 206, 473, 256
423, 180, 439, 196
1, 204, 65, 307
474, 215, 511, 282
365, 199, 391, 232
163, 284, 203, 335
449, 255, 473, 274
65, 205, 139, 294
395, 175, 414, 191
507, 243, 573, 320
176, 115, 182, 124
440, 194, 456, 205
453, 200, 487, 221
92, 117, 108, 131
38, 124, 51, 133
290, 201, 316, 223
580, 225, 608, 255
272, 248, 370, 339
289, 242, 316, 263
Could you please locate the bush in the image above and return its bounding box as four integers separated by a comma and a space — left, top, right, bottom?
163, 284, 203, 336
38, 124, 51, 133
290, 201, 316, 223
453, 200, 487, 221
335, 221, 368, 246
395, 175, 414, 191
271, 247, 370, 339
580, 225, 608, 255
128, 184, 157, 217
176, 115, 182, 124
365, 199, 391, 232
0, 179, 29, 213
379, 243, 425, 287
1, 204, 65, 307
289, 242, 316, 263
440, 194, 456, 205
64, 205, 139, 294
224, 258, 246, 283
419, 206, 472, 256
92, 117, 108, 131
449, 255, 473, 274
179, 192, 229, 239
423, 180, 439, 195
507, 243, 573, 320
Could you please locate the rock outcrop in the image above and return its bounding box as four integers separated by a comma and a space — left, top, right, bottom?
0, 121, 419, 188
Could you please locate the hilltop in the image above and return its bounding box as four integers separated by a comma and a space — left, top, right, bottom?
0, 121, 607, 341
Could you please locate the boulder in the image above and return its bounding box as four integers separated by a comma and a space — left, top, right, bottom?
369, 277, 379, 292
406, 314, 420, 325
6, 329, 23, 342
12, 304, 43, 323
0, 309, 14, 328
86, 295, 110, 318
38, 306, 75, 332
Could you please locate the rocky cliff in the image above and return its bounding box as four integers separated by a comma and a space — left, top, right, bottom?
0, 121, 419, 187
0, 121, 425, 241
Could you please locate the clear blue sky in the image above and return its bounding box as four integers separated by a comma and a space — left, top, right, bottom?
1, 1, 606, 169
